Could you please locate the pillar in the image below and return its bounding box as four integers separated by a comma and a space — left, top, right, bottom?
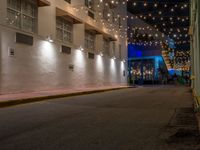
73, 23, 85, 49
95, 34, 103, 54
38, 0, 56, 40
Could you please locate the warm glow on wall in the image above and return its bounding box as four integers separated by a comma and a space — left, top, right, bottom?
110, 58, 116, 74
74, 49, 85, 67
40, 41, 56, 59
96, 55, 104, 72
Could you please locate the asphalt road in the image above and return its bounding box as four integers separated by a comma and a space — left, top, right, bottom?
0, 86, 199, 150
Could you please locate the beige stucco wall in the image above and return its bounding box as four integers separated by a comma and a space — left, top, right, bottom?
191, 0, 200, 96
0, 0, 128, 94
0, 27, 127, 94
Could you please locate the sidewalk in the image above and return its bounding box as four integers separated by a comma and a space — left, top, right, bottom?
0, 85, 131, 108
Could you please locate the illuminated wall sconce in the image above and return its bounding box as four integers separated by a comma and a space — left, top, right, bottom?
79, 46, 84, 51
112, 56, 116, 60
46, 35, 54, 43
99, 52, 104, 57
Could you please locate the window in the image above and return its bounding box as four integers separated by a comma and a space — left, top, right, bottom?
85, 0, 94, 11
111, 41, 116, 56
88, 10, 95, 19
103, 6, 109, 20
64, 0, 71, 4
119, 44, 122, 59
103, 38, 110, 56
118, 17, 122, 28
111, 11, 115, 23
7, 0, 37, 32
56, 17, 73, 43
85, 31, 95, 51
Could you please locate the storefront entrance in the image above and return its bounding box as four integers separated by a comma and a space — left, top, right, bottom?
128, 56, 168, 85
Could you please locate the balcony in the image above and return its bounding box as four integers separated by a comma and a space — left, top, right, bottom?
56, 8, 82, 24
38, 0, 51, 7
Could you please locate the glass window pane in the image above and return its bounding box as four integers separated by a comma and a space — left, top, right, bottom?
85, 0, 94, 10
56, 17, 63, 29
103, 39, 110, 56
7, 0, 37, 32
7, 9, 21, 28
7, 0, 21, 11
22, 1, 35, 17
56, 28, 63, 41
22, 15, 34, 32
63, 21, 72, 31
85, 31, 95, 50
63, 31, 72, 43
56, 17, 73, 43
112, 42, 115, 55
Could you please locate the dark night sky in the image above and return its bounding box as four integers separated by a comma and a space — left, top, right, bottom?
127, 0, 190, 51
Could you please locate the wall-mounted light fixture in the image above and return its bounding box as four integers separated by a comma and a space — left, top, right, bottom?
99, 52, 104, 57
47, 35, 54, 43
112, 56, 116, 60
79, 46, 84, 51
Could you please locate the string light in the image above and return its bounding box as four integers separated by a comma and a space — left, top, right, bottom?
70, 0, 190, 64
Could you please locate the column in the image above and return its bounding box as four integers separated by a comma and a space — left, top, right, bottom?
38, 1, 56, 39
95, 34, 103, 54
73, 23, 85, 49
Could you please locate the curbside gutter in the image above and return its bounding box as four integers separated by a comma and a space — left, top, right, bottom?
0, 87, 134, 108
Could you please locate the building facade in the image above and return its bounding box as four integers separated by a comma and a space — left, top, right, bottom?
190, 0, 200, 108
127, 13, 169, 84
0, 0, 127, 94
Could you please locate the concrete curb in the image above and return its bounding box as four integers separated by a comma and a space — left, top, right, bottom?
0, 87, 133, 108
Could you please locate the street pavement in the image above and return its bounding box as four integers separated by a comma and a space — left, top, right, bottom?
0, 85, 199, 150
